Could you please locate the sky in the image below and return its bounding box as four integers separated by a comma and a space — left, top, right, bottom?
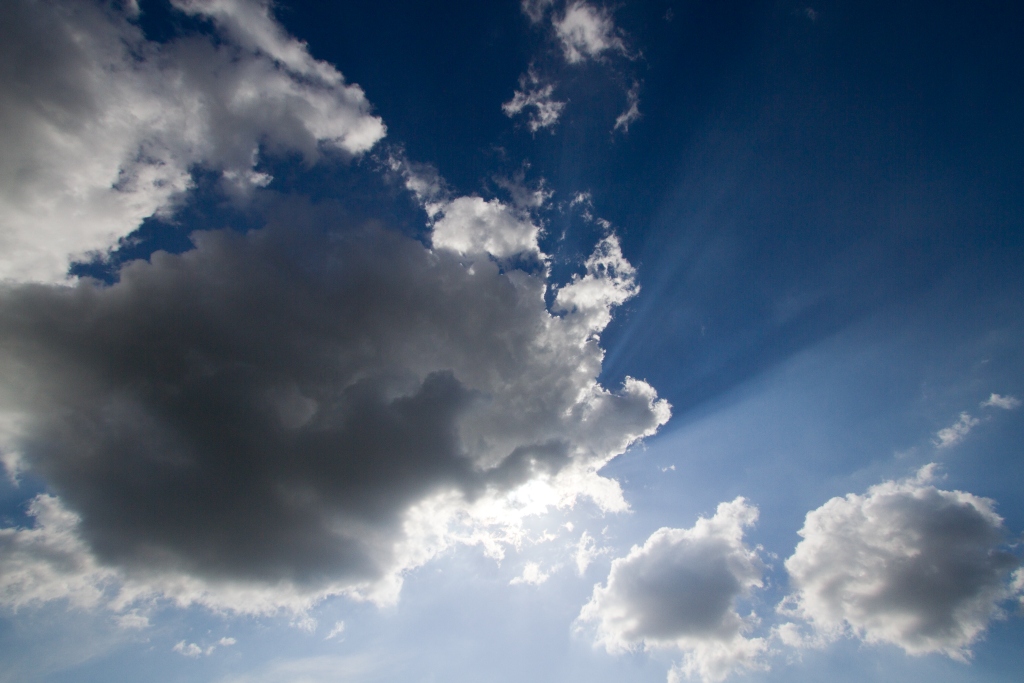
0, 1, 1023, 682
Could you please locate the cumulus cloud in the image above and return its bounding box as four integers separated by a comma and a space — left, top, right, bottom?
431, 196, 543, 258
553, 2, 627, 64
0, 202, 668, 612
391, 154, 546, 260
780, 465, 1021, 660
981, 393, 1021, 410
577, 499, 769, 683
503, 71, 567, 133
510, 561, 551, 586
0, 494, 117, 610
0, 0, 384, 283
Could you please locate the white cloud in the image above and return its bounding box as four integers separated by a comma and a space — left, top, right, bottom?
173, 640, 207, 657
431, 195, 543, 258
503, 71, 567, 132
575, 530, 605, 575
553, 2, 627, 64
0, 0, 384, 283
510, 561, 551, 586
391, 155, 545, 259
0, 494, 117, 611
324, 621, 346, 641
614, 82, 641, 133
934, 412, 981, 448
577, 499, 769, 683
780, 464, 1021, 660
981, 393, 1021, 410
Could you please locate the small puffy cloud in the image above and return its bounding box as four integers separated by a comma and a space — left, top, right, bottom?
503, 71, 567, 133
934, 412, 980, 448
981, 393, 1021, 410
324, 621, 346, 640
431, 195, 542, 258
614, 83, 641, 133
575, 531, 605, 575
173, 640, 207, 657
577, 499, 769, 683
510, 561, 551, 586
781, 465, 1021, 660
390, 155, 545, 259
0, 209, 668, 613
0, 0, 384, 283
553, 2, 627, 64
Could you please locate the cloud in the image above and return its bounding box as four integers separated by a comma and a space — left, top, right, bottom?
521, 0, 556, 24
0, 494, 117, 611
0, 202, 668, 612
981, 393, 1021, 410
510, 561, 551, 586
324, 621, 346, 640
577, 499, 769, 683
575, 530, 606, 575
780, 464, 1021, 660
431, 196, 543, 258
614, 82, 641, 133
174, 640, 206, 658
553, 2, 627, 64
503, 71, 567, 133
0, 0, 384, 283
934, 412, 980, 448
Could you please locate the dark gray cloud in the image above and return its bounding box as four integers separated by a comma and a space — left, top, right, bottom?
0, 208, 668, 605
780, 465, 1022, 659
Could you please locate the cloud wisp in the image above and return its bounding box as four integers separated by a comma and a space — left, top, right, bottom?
577, 499, 769, 683
503, 71, 567, 133
780, 465, 1022, 660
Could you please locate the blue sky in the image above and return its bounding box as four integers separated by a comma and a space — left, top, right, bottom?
1, 1, 1022, 682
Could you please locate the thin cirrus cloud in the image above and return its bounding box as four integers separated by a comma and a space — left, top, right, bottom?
0, 0, 384, 284
577, 498, 769, 683
779, 464, 1022, 661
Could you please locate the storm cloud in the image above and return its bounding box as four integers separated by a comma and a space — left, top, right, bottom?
0, 210, 668, 609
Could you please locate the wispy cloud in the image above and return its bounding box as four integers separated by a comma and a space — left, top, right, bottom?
613, 82, 641, 133
934, 412, 980, 448
503, 71, 567, 132
981, 393, 1021, 410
